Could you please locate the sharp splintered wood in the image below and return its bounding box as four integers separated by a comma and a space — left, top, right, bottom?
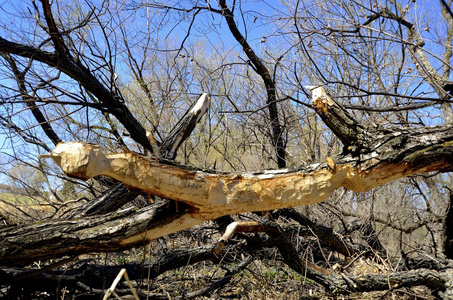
39, 88, 453, 246
103, 268, 139, 300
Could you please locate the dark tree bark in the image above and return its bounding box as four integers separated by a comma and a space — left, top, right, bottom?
444, 189, 453, 259
65, 182, 140, 218
0, 36, 154, 153
278, 208, 359, 257
3, 87, 453, 267
1, 2, 453, 297
218, 0, 286, 168
159, 93, 210, 160
0, 200, 188, 266
4, 217, 452, 298
0, 52, 62, 146
1, 246, 221, 298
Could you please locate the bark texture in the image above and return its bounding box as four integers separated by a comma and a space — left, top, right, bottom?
39, 101, 453, 221
2, 87, 453, 270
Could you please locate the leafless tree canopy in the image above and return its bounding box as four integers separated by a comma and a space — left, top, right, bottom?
1, 0, 453, 298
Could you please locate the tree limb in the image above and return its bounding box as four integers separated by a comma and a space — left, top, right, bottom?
0, 36, 154, 152
0, 52, 62, 146
218, 0, 286, 167
3, 87, 453, 266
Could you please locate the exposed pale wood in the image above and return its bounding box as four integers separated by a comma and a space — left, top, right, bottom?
34, 87, 453, 249
160, 93, 211, 159
68, 93, 211, 218
309, 86, 369, 150
3, 87, 453, 266
40, 136, 453, 222
103, 268, 139, 300
213, 221, 262, 254
40, 141, 345, 218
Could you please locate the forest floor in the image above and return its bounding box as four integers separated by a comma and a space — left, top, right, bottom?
0, 195, 442, 299
67, 232, 439, 300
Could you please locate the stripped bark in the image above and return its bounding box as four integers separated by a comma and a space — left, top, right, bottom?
159, 93, 211, 160
2, 1, 453, 298
1, 86, 453, 300
65, 93, 211, 218
38, 119, 453, 224
2, 87, 453, 265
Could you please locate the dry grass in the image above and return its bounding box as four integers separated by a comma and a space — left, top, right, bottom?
0, 198, 440, 299
141, 260, 322, 299
0, 192, 53, 224
99, 242, 437, 300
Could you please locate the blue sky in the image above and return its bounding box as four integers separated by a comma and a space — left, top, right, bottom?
0, 0, 286, 179
0, 0, 452, 184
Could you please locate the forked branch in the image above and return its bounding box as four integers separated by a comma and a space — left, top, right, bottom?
38, 87, 453, 240
3, 87, 453, 266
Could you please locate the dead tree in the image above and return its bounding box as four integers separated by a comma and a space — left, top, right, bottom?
2, 87, 453, 274
2, 0, 453, 298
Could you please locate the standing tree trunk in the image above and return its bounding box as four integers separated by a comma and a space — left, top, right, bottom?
218, 0, 286, 168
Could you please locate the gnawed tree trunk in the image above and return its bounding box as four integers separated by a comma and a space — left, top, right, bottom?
2, 1, 453, 298
63, 93, 212, 219
2, 87, 453, 266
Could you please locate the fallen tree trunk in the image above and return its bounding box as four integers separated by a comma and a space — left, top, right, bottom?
2, 87, 453, 265
37, 123, 453, 221
0, 200, 200, 266
3, 223, 453, 298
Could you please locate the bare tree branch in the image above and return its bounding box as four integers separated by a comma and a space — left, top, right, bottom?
218, 0, 286, 168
